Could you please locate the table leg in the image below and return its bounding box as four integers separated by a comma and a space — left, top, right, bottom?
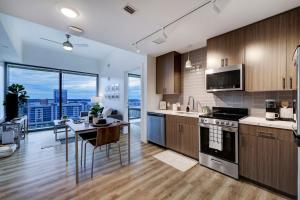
54, 127, 57, 141
128, 124, 130, 164
65, 126, 68, 162
75, 132, 79, 184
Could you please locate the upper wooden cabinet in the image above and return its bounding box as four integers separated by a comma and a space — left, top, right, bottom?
207, 29, 245, 68
245, 14, 287, 91
286, 7, 300, 90
156, 51, 181, 94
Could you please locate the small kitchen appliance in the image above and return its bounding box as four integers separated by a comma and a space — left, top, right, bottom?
265, 99, 279, 120
199, 107, 248, 179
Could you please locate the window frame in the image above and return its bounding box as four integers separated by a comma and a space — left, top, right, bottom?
5, 62, 99, 132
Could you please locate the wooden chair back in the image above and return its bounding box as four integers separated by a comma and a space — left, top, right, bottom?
95, 124, 121, 146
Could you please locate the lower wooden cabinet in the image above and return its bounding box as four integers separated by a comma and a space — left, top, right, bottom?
239, 124, 297, 196
166, 115, 199, 159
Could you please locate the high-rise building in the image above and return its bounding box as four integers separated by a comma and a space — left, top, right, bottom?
54, 89, 67, 103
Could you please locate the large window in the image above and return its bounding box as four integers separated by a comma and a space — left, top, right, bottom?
7, 63, 98, 130
62, 73, 97, 119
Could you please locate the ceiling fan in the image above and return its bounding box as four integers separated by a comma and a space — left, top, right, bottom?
40, 34, 88, 51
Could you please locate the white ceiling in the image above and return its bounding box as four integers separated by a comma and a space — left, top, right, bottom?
0, 0, 299, 56
0, 12, 121, 61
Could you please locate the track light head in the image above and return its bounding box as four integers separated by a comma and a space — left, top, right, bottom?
211, 0, 220, 13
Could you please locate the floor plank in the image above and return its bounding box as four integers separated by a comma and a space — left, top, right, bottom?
0, 124, 290, 200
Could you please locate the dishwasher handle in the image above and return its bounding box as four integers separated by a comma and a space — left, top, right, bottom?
147, 112, 166, 117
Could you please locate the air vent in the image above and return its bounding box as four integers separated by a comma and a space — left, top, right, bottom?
123, 4, 136, 14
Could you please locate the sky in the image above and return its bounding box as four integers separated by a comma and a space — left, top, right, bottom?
128, 76, 141, 100
9, 67, 97, 99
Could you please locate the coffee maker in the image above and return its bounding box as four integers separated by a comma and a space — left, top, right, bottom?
265, 99, 279, 120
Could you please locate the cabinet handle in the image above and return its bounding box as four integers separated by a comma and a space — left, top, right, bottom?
290, 77, 292, 89
221, 59, 224, 67
282, 77, 285, 89
225, 58, 228, 66
257, 132, 277, 140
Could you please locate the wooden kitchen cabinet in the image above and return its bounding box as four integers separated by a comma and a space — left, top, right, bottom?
286, 7, 300, 90
256, 127, 279, 189
207, 29, 244, 68
180, 118, 199, 159
156, 51, 181, 94
239, 124, 297, 196
239, 125, 258, 181
245, 14, 287, 91
166, 115, 181, 152
277, 129, 297, 195
166, 115, 199, 159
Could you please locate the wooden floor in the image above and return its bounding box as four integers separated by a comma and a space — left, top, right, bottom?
0, 123, 290, 200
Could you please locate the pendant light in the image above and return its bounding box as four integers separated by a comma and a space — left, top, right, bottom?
185, 50, 192, 68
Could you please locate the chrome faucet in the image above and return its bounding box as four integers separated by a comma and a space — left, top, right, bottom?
187, 96, 195, 112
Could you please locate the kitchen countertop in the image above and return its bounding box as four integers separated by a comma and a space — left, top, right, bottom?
148, 110, 204, 118
239, 116, 296, 130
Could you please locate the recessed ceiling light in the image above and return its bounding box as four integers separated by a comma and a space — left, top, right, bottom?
60, 7, 79, 18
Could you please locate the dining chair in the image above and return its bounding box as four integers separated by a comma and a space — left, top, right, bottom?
87, 124, 122, 178
79, 132, 97, 166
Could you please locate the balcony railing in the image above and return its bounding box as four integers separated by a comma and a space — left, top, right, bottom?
128, 107, 141, 120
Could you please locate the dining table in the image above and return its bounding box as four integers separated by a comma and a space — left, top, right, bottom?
65, 118, 130, 184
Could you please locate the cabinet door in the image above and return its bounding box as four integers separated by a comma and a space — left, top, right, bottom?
286, 8, 300, 90
163, 52, 175, 94
223, 29, 245, 66
156, 52, 181, 94
245, 14, 287, 91
180, 117, 199, 159
207, 29, 244, 68
239, 125, 258, 181
257, 132, 279, 189
207, 36, 224, 68
277, 129, 297, 196
166, 115, 181, 152
156, 55, 165, 94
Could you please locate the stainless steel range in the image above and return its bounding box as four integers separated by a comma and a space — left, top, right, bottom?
199, 107, 248, 179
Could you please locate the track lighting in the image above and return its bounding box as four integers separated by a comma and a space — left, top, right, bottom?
211, 0, 220, 14
135, 43, 140, 53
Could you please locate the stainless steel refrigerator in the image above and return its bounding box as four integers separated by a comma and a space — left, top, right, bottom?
294, 44, 300, 199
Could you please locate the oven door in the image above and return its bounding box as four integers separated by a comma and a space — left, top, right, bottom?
199, 123, 238, 164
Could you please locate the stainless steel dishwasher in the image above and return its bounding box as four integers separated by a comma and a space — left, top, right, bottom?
147, 112, 166, 147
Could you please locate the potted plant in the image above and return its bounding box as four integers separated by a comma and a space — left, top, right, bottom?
4, 84, 29, 121
90, 103, 103, 124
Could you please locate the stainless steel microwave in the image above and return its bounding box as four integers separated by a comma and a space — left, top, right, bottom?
205, 64, 245, 92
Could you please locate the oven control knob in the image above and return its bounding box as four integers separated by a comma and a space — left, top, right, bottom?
225, 121, 230, 126
216, 120, 219, 125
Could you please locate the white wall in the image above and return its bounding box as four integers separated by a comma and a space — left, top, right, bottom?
0, 62, 4, 122
99, 49, 145, 116
140, 55, 162, 142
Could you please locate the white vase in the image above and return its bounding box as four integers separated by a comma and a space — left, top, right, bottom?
92, 117, 99, 124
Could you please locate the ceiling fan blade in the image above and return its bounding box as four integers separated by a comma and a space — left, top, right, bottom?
74, 43, 89, 47
40, 38, 62, 45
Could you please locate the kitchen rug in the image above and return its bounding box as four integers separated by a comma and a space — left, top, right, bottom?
153, 150, 198, 172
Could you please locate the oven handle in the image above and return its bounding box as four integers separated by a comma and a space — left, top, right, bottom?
199, 124, 238, 133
